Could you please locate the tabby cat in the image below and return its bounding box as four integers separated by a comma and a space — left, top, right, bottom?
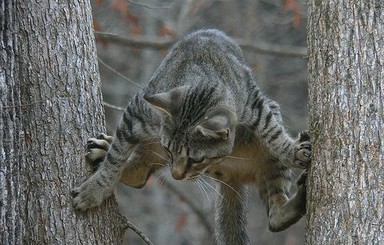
71, 29, 311, 245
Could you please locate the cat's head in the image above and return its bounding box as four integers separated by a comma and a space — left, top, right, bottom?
144, 85, 237, 180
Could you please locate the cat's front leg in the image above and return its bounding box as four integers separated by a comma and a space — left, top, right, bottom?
71, 171, 115, 211
71, 133, 116, 211
71, 137, 138, 211
71, 96, 155, 211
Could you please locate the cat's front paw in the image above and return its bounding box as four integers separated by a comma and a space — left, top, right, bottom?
86, 133, 113, 172
71, 174, 113, 211
293, 131, 311, 169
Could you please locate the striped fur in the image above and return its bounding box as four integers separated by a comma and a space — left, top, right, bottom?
72, 29, 311, 244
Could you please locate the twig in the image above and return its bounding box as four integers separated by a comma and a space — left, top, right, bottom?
95, 32, 173, 49
98, 57, 143, 89
126, 0, 171, 10
235, 38, 307, 57
94, 31, 307, 57
124, 220, 154, 245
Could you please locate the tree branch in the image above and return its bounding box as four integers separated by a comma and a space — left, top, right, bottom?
125, 0, 171, 10
235, 38, 307, 57
98, 57, 143, 89
96, 32, 173, 49
124, 220, 154, 245
95, 31, 307, 57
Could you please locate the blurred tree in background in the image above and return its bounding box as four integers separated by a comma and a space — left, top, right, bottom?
90, 0, 308, 244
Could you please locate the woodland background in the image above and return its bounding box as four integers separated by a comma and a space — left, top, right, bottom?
91, 0, 308, 244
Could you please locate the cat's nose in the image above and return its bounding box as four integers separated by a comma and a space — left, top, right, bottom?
171, 168, 185, 180
171, 161, 187, 180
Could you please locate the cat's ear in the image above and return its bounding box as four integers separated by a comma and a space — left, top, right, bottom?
144, 85, 189, 117
195, 108, 237, 141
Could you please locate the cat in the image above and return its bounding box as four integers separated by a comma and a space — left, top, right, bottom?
71, 29, 311, 245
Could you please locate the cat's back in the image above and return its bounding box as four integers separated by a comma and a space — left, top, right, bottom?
175, 29, 245, 62
144, 29, 254, 97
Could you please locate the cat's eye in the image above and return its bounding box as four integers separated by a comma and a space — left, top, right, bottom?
188, 157, 205, 164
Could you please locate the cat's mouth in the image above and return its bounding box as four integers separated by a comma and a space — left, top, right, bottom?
186, 173, 201, 180
173, 166, 207, 181
170, 157, 225, 180
181, 162, 221, 180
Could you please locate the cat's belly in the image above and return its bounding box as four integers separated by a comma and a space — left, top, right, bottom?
204, 140, 272, 184
205, 158, 266, 184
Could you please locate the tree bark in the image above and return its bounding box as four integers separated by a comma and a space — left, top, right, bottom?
306, 0, 384, 244
1, 1, 126, 244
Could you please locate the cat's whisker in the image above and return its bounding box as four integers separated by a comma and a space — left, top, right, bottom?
202, 179, 218, 204
195, 179, 211, 204
207, 159, 234, 170
204, 175, 244, 202
145, 150, 169, 162
200, 177, 223, 199
154, 169, 170, 185
223, 155, 256, 161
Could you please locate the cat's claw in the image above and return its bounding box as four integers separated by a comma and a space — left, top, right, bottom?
85, 134, 113, 171
296, 169, 308, 186
71, 133, 115, 211
96, 133, 114, 143
86, 138, 110, 151
293, 131, 311, 169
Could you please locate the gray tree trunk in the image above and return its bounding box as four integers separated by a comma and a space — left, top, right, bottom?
0, 1, 126, 244
306, 0, 384, 244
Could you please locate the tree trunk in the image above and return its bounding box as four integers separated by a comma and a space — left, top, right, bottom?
306, 0, 384, 244
0, 1, 126, 244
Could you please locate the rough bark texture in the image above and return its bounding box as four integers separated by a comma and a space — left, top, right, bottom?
306, 0, 384, 244
0, 1, 126, 244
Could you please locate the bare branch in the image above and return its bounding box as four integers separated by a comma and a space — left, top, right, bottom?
96, 32, 173, 49
98, 57, 143, 89
235, 38, 307, 58
94, 32, 307, 57
126, 0, 171, 10
124, 220, 154, 245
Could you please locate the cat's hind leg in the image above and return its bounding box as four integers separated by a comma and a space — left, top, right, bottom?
265, 132, 311, 232
266, 170, 307, 232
